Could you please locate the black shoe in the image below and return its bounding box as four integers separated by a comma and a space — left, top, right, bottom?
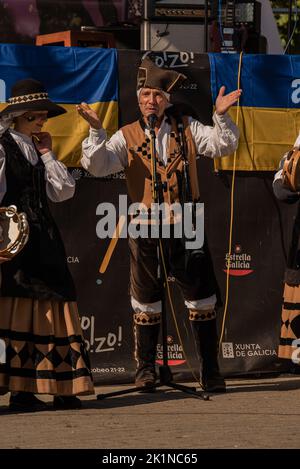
9, 392, 48, 412
135, 369, 156, 393
53, 396, 82, 410
202, 376, 226, 393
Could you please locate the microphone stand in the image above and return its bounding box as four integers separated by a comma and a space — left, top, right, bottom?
97, 113, 209, 401
204, 0, 209, 52
147, 114, 209, 399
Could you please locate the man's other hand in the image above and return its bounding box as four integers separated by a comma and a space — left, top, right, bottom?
76, 102, 102, 130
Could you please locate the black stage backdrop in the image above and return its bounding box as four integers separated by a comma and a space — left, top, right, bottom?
50, 50, 296, 384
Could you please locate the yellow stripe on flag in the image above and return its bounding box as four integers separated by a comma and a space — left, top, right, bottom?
214, 107, 300, 171
45, 101, 118, 167
0, 101, 118, 168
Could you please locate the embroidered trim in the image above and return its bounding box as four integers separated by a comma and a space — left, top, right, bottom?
189, 309, 216, 322
8, 92, 49, 104
134, 312, 161, 325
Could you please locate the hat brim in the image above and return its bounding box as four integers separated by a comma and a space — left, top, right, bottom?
0, 99, 66, 118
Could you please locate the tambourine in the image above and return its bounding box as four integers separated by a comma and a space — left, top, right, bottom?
0, 205, 29, 259
282, 147, 300, 192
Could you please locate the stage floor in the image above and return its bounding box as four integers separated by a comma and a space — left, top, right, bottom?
0, 375, 300, 449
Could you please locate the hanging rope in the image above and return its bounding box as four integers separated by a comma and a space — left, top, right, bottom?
219, 51, 243, 349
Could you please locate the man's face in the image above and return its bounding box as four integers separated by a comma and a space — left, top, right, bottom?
138, 88, 168, 120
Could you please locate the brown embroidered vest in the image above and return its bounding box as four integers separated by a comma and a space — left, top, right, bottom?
121, 115, 200, 208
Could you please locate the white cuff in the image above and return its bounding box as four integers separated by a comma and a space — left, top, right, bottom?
89, 127, 106, 142
184, 294, 217, 310
213, 112, 231, 125
131, 297, 162, 314
41, 151, 56, 165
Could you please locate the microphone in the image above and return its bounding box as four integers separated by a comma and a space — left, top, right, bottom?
148, 113, 158, 129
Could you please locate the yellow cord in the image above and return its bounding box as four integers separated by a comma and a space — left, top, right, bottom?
219, 52, 243, 349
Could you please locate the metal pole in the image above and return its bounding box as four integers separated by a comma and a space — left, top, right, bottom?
204, 0, 209, 52
287, 0, 293, 54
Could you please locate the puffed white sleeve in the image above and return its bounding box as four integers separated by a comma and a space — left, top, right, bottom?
189, 112, 240, 158
81, 128, 128, 177
40, 151, 75, 202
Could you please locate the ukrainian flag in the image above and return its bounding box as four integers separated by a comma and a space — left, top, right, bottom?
0, 44, 118, 167
209, 53, 300, 171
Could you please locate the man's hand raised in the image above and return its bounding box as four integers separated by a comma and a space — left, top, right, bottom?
76, 102, 102, 130
215, 86, 242, 115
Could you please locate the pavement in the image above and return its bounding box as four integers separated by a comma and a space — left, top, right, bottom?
0, 375, 300, 449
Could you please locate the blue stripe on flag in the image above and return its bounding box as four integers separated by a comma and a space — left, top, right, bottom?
209, 53, 300, 109
0, 44, 118, 104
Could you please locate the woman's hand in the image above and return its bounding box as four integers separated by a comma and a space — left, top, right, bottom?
76, 102, 102, 130
32, 132, 52, 154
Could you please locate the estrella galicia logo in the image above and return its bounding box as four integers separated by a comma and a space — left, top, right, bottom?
223, 244, 253, 277
156, 335, 186, 366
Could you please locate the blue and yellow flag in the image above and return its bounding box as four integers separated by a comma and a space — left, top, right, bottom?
209, 53, 300, 171
0, 43, 118, 167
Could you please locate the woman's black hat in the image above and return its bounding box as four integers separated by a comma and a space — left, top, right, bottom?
0, 78, 66, 118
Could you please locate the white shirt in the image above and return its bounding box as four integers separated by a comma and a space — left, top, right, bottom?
0, 129, 75, 204
81, 112, 240, 177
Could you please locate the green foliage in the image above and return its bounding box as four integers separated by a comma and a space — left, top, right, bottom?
270, 0, 300, 53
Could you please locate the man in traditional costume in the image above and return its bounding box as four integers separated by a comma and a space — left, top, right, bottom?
78, 57, 241, 393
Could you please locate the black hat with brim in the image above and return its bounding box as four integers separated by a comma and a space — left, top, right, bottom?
0, 78, 66, 118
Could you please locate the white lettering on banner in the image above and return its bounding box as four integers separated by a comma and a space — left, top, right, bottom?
92, 367, 125, 374
0, 339, 6, 364
142, 51, 195, 68
156, 343, 184, 361
291, 338, 300, 364
67, 256, 79, 263
291, 79, 300, 104
236, 343, 259, 350
80, 315, 122, 353
247, 349, 276, 357
225, 253, 251, 269
141, 52, 198, 89
222, 342, 277, 358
